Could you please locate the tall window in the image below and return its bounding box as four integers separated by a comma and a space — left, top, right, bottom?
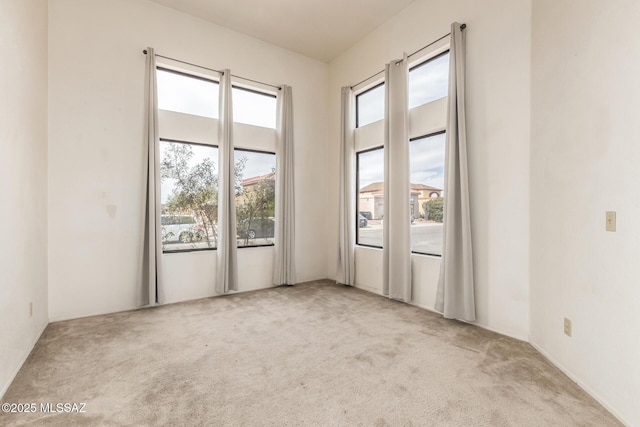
409, 132, 445, 256
235, 149, 276, 247
409, 51, 450, 109
356, 147, 384, 248
157, 64, 279, 253
352, 50, 450, 253
356, 83, 385, 127
159, 139, 219, 252
156, 68, 219, 118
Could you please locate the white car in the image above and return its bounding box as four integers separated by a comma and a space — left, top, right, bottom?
161, 215, 204, 244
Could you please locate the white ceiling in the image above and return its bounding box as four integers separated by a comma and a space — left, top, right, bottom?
147, 0, 417, 62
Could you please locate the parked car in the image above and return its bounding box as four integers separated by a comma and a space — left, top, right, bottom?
359, 214, 368, 228
238, 217, 275, 239
359, 211, 372, 221
161, 215, 204, 243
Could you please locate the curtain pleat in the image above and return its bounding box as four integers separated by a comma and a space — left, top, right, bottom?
435, 23, 476, 321
383, 56, 412, 302
273, 86, 297, 286
216, 70, 238, 294
336, 87, 356, 286
141, 47, 162, 306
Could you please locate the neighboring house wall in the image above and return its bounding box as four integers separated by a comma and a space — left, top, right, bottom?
359, 192, 384, 219
410, 191, 419, 219
360, 183, 439, 219
358, 194, 377, 219
374, 196, 384, 220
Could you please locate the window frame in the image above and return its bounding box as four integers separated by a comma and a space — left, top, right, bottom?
234, 147, 277, 250
159, 138, 219, 254
409, 130, 446, 257
408, 49, 450, 73
157, 66, 219, 84
232, 85, 277, 100
355, 82, 385, 129
355, 145, 384, 249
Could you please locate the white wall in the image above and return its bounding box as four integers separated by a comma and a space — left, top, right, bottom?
48, 0, 329, 320
327, 0, 532, 339
530, 1, 640, 424
0, 0, 49, 398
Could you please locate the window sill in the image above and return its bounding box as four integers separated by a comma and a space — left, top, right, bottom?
411, 252, 442, 259
163, 247, 217, 254
237, 243, 275, 249
355, 245, 442, 259
356, 244, 382, 250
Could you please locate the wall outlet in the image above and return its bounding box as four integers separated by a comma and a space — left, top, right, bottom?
564, 317, 572, 337
29, 302, 33, 318
606, 211, 616, 232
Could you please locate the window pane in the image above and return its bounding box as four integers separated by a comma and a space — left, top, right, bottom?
235, 149, 276, 247
356, 84, 384, 127
160, 140, 219, 252
233, 87, 277, 128
357, 148, 384, 247
410, 133, 445, 255
409, 52, 450, 109
157, 69, 219, 118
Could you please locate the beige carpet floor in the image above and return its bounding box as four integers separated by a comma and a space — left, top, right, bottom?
1, 281, 620, 426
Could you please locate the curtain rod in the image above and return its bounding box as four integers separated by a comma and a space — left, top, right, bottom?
349, 23, 466, 90
142, 50, 282, 90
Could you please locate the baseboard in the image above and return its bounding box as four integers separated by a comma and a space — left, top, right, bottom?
529, 341, 629, 427
49, 305, 140, 323
354, 283, 380, 295
0, 321, 48, 400
462, 318, 529, 343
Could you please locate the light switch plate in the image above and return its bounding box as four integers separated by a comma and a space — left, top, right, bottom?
606, 211, 616, 232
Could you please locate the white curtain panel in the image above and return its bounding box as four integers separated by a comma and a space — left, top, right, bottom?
216, 70, 238, 294
273, 85, 297, 286
435, 23, 476, 321
383, 56, 412, 302
336, 87, 356, 286
141, 47, 162, 306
